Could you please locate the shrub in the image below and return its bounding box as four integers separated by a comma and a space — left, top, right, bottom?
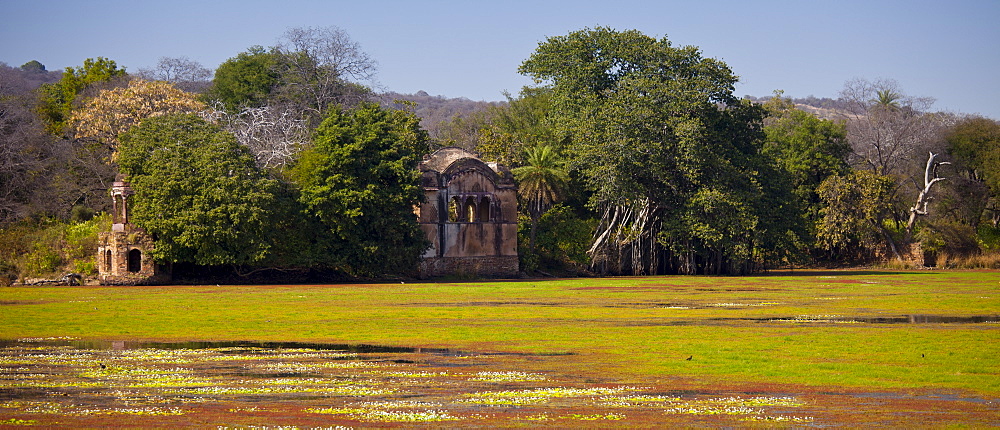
0, 259, 17, 286
979, 225, 1000, 251
7, 214, 109, 278
519, 205, 595, 273
22, 246, 62, 276
916, 220, 979, 256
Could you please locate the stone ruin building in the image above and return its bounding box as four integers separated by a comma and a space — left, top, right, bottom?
96, 177, 170, 285
416, 147, 519, 278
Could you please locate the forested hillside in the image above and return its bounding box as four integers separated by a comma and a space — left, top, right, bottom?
2, 26, 999, 284
376, 91, 499, 141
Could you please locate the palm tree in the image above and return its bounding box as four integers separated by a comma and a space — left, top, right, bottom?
873, 89, 901, 110
511, 145, 570, 254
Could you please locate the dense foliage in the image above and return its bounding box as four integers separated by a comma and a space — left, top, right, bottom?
118, 114, 280, 266
290, 103, 430, 276
3, 25, 1000, 282
519, 27, 803, 274
70, 79, 207, 149
38, 57, 127, 135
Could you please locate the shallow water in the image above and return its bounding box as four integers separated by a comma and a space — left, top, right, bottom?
1, 339, 996, 427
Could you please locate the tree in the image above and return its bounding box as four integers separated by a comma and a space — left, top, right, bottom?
272, 26, 376, 117
874, 89, 901, 109
816, 170, 900, 261
947, 117, 1000, 196
202, 104, 310, 171
476, 87, 565, 166
762, 91, 851, 229
520, 27, 802, 275
904, 152, 950, 241
137, 56, 213, 92
70, 79, 207, 150
511, 145, 569, 254
946, 116, 1000, 226
19, 60, 45, 72
38, 57, 128, 135
204, 47, 280, 112
290, 103, 429, 276
839, 78, 940, 176
117, 114, 280, 266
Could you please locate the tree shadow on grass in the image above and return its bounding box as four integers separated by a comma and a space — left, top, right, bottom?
758, 269, 939, 277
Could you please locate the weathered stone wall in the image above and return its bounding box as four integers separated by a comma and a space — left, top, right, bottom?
419, 256, 519, 278
437, 223, 517, 257
97, 227, 170, 285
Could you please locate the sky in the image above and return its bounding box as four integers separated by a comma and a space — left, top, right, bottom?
2, 0, 998, 118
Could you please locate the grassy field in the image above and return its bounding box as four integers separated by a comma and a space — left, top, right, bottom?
1, 270, 998, 426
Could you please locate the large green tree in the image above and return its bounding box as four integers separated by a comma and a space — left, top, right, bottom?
290, 103, 429, 276
520, 27, 802, 275
117, 114, 280, 266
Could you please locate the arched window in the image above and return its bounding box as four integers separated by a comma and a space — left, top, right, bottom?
127, 249, 142, 273
464, 197, 476, 222
448, 197, 460, 222
104, 249, 112, 273
477, 197, 491, 222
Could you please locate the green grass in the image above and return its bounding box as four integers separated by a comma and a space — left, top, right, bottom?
2, 270, 998, 395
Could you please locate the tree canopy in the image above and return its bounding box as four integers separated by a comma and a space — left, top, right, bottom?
118, 114, 279, 266
947, 117, 1000, 196
70, 79, 207, 150
290, 102, 430, 276
762, 92, 850, 229
520, 27, 802, 274
204, 47, 280, 112
39, 57, 128, 135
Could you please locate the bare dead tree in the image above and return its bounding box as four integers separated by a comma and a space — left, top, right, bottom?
840, 78, 939, 177
279, 26, 376, 82
202, 103, 310, 170
905, 152, 950, 241
272, 26, 377, 118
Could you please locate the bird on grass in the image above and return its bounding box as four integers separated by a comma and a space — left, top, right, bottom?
686, 355, 693, 361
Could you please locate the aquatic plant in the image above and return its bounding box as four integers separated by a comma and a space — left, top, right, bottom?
461, 386, 644, 405
305, 406, 461, 422
469, 371, 547, 382
0, 418, 36, 426
559, 413, 626, 420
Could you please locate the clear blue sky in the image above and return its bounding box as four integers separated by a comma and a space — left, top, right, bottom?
2, 0, 998, 118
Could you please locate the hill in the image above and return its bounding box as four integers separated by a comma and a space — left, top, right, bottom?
377, 91, 501, 139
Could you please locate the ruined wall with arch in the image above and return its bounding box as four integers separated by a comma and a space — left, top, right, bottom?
416, 148, 518, 278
